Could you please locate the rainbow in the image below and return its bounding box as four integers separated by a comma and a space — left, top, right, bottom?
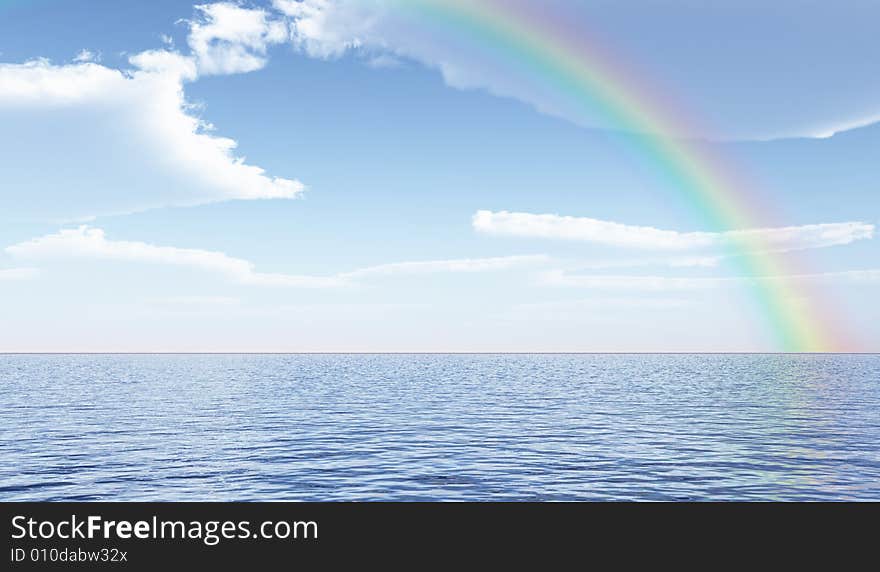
391, 0, 847, 351
0, 0, 847, 350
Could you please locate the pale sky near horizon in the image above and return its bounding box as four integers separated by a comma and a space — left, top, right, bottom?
0, 0, 878, 352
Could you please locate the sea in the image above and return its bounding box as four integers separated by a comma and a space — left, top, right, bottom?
1, 353, 878, 501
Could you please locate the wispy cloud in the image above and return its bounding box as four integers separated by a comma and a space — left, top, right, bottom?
540, 268, 880, 291
5, 227, 547, 287
73, 49, 99, 63
153, 295, 241, 306
473, 210, 874, 252
806, 113, 880, 140
186, 2, 289, 75
5, 226, 341, 287
0, 268, 38, 281
345, 255, 549, 278
366, 54, 404, 69
539, 270, 716, 291
270, 0, 880, 141
566, 256, 722, 271
506, 297, 692, 322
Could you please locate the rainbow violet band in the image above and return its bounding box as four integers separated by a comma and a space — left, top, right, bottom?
392, 0, 847, 352
0, 0, 849, 350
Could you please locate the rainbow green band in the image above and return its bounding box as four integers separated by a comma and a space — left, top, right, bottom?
0, 0, 847, 350
395, 0, 844, 351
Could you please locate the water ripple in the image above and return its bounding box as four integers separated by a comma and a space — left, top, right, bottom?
1, 354, 878, 501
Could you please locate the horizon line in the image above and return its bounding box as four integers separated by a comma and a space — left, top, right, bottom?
1, 352, 877, 356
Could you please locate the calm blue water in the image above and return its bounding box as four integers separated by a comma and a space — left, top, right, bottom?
1, 354, 878, 501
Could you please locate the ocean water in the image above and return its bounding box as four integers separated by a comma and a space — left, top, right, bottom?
1, 353, 878, 501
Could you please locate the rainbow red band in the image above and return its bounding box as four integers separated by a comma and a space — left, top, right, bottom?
393, 0, 847, 351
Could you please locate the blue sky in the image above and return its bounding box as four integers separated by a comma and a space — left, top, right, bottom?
0, 0, 877, 351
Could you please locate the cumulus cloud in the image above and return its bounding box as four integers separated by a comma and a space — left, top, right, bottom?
127, 49, 198, 79
187, 2, 289, 75
473, 210, 874, 252
0, 3, 307, 221
6, 227, 546, 287
0, 54, 302, 220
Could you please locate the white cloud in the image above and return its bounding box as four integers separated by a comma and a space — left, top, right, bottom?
5, 226, 336, 287
73, 49, 99, 63
1, 3, 310, 221
0, 268, 38, 281
127, 49, 198, 79
506, 297, 692, 321
272, 0, 880, 141
345, 255, 549, 278
277, 0, 588, 121
540, 268, 880, 291
0, 56, 303, 219
6, 226, 547, 287
814, 269, 880, 284
275, 0, 583, 102
366, 54, 404, 70
802, 113, 880, 140
567, 256, 722, 271
473, 210, 874, 252
187, 2, 289, 75
278, 0, 563, 109
667, 256, 721, 268
539, 270, 716, 291
7, 226, 252, 274
273, 0, 373, 59
153, 295, 241, 307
